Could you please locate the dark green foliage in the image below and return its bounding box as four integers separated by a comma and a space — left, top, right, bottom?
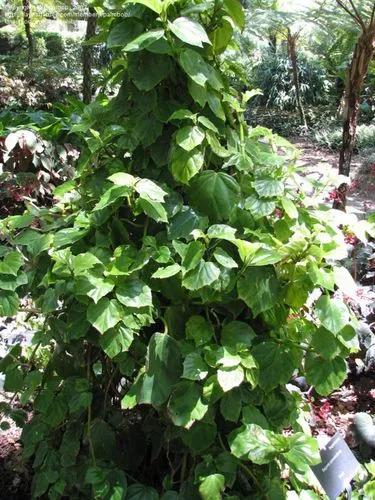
252, 52, 331, 111
34, 31, 65, 57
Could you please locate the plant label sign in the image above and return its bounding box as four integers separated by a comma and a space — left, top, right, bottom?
311, 433, 360, 500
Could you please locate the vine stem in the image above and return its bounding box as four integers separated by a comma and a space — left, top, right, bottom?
86, 345, 96, 467
239, 463, 267, 500
143, 216, 149, 239
219, 433, 267, 500
179, 452, 187, 488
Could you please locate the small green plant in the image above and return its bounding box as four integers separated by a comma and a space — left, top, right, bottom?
0, 1, 374, 498
252, 52, 331, 111
314, 123, 375, 150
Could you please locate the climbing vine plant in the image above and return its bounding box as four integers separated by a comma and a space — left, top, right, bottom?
0, 0, 373, 498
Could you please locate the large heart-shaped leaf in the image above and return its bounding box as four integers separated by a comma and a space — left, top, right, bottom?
315, 295, 349, 335
305, 352, 347, 396
137, 333, 182, 406
190, 170, 240, 221
170, 147, 204, 184
116, 279, 152, 308
169, 17, 210, 47
87, 298, 123, 334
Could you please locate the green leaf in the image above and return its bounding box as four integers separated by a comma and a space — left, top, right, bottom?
54, 227, 89, 249
205, 346, 241, 368
0, 291, 19, 316
75, 274, 115, 304
252, 341, 301, 392
210, 17, 233, 55
0, 273, 27, 291
207, 91, 225, 121
182, 422, 217, 453
135, 178, 167, 202
189, 80, 207, 106
310, 327, 342, 360
108, 172, 136, 187
72, 253, 102, 275
244, 194, 276, 219
220, 389, 242, 422
93, 186, 131, 211
116, 279, 152, 308
138, 333, 182, 406
169, 108, 196, 121
206, 131, 230, 158
221, 321, 255, 349
13, 230, 53, 256
152, 263, 181, 279
171, 147, 204, 184
242, 405, 269, 428
190, 171, 240, 221
179, 49, 208, 87
229, 424, 277, 464
186, 315, 214, 346
182, 352, 209, 381
127, 0, 162, 14
197, 116, 218, 133
107, 18, 144, 48
0, 252, 23, 276
169, 17, 210, 47
87, 298, 124, 334
223, 0, 245, 29
315, 296, 349, 335
4, 365, 24, 392
108, 245, 149, 277
207, 224, 237, 241
198, 474, 225, 500
284, 434, 320, 472
3, 214, 34, 230
305, 353, 347, 396
213, 248, 237, 269
168, 381, 208, 427
100, 325, 134, 358
237, 267, 281, 317
139, 198, 168, 223
308, 264, 335, 291
217, 366, 244, 392
128, 51, 171, 91
182, 261, 220, 290
126, 483, 159, 500
169, 207, 208, 240
181, 241, 205, 271
254, 179, 284, 198
364, 481, 375, 498
124, 29, 164, 52
281, 198, 298, 219
176, 125, 205, 152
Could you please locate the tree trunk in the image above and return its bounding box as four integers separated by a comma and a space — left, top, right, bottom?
287, 29, 307, 129
339, 30, 375, 176
268, 31, 277, 53
82, 7, 97, 104
22, 0, 33, 66
334, 28, 375, 210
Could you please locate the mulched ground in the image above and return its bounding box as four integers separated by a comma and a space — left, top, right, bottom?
310, 372, 375, 445
0, 427, 30, 499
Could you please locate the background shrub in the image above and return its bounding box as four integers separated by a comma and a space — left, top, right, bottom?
252, 52, 332, 110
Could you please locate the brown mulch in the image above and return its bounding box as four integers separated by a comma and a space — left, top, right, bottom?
309, 373, 375, 447
0, 428, 30, 499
